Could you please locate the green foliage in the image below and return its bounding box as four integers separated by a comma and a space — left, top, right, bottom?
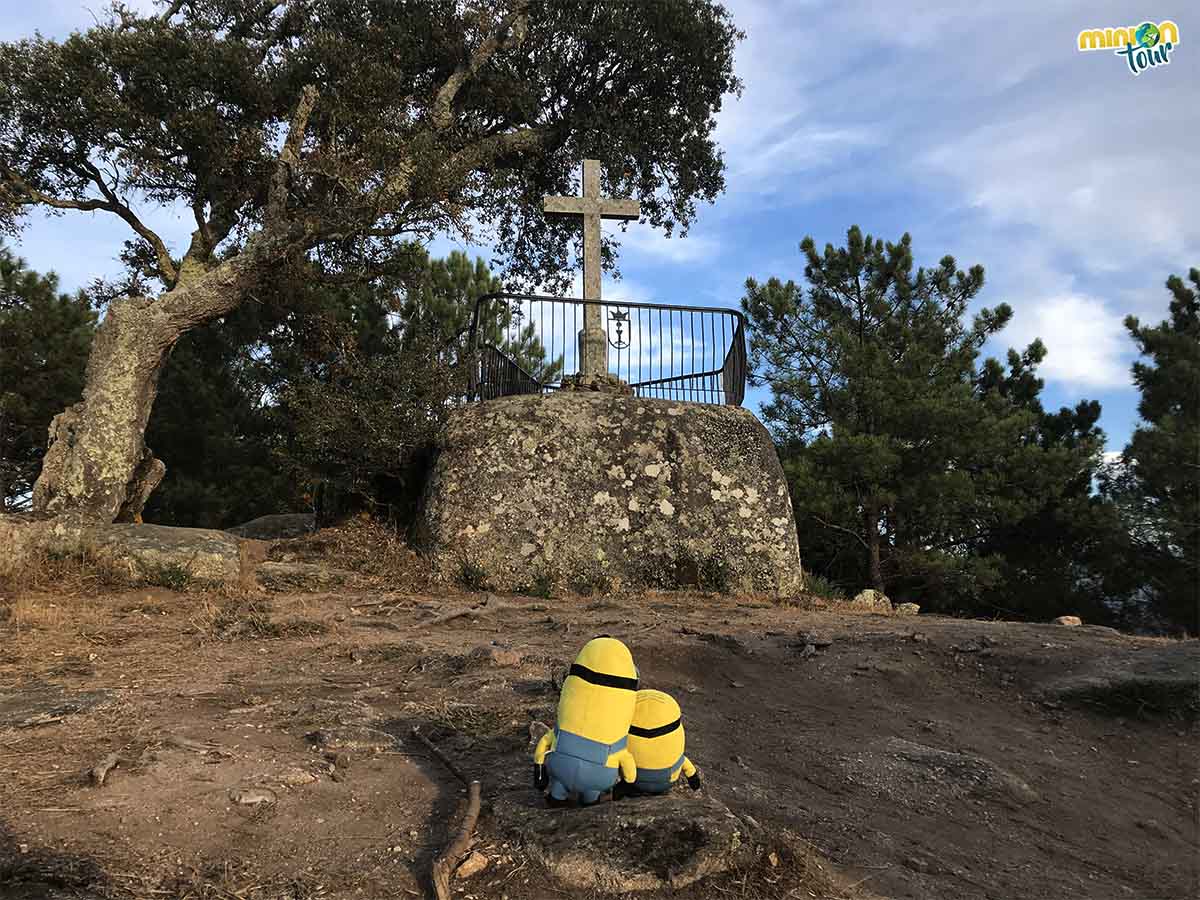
745, 226, 1115, 619
1105, 269, 1200, 633
143, 309, 305, 529
141, 561, 194, 592
0, 245, 95, 510
144, 253, 524, 529
279, 314, 467, 525
0, 2, 742, 293
516, 569, 556, 600
802, 573, 846, 600
395, 249, 563, 382
456, 558, 490, 592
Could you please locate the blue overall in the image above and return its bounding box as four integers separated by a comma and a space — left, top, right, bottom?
545, 729, 625, 805
633, 752, 685, 795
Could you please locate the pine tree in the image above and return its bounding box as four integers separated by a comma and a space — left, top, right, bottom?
1110, 268, 1200, 633
973, 344, 1123, 622
0, 246, 95, 510
743, 226, 1102, 610
395, 250, 562, 382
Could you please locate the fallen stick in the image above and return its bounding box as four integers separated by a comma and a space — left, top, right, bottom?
411, 727, 482, 900
89, 752, 120, 787
421, 597, 515, 628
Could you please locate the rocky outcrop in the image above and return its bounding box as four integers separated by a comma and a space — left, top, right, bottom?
85, 523, 242, 584
493, 793, 758, 893
0, 514, 245, 588
1040, 641, 1200, 718
226, 513, 315, 540
416, 393, 802, 594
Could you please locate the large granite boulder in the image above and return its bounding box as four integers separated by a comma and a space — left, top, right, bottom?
417, 393, 802, 594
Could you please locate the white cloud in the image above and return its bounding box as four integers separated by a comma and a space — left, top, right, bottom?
1001, 293, 1131, 389
618, 226, 719, 265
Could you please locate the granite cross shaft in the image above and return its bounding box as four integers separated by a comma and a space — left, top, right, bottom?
543, 159, 640, 378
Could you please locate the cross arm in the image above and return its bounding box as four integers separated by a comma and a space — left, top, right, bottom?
599, 198, 640, 221
542, 196, 640, 219
542, 195, 588, 216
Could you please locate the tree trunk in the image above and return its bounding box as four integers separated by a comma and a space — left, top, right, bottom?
32, 231, 289, 523
864, 499, 884, 593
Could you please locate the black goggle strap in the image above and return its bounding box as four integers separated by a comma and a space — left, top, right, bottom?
629, 717, 682, 739
568, 663, 639, 692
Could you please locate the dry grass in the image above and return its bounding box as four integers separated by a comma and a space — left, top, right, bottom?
268, 516, 435, 590
0, 544, 132, 597
189, 590, 332, 642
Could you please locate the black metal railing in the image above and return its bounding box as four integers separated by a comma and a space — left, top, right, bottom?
466, 292, 746, 406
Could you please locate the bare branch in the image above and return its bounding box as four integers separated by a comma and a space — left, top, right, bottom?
159, 0, 188, 24
810, 513, 870, 550
2, 166, 109, 212
268, 84, 319, 221
447, 126, 545, 173
81, 160, 179, 286
4, 162, 179, 286
430, 0, 531, 130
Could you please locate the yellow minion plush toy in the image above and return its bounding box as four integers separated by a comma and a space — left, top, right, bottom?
623, 689, 700, 795
533, 636, 639, 806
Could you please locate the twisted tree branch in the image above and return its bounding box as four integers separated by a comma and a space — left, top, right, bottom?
430, 0, 531, 130
268, 84, 319, 221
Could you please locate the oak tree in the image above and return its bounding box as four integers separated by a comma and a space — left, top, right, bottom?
0, 0, 741, 521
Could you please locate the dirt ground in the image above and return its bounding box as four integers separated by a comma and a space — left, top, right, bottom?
0, 533, 1196, 900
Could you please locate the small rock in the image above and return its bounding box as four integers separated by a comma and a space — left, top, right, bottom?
796, 643, 817, 660
904, 856, 930, 873
229, 786, 277, 806
528, 720, 551, 748
456, 851, 489, 880
910, 632, 929, 643
307, 726, 399, 754
767, 851, 780, 868
1053, 615, 1082, 627
850, 589, 893, 613
895, 603, 920, 616
795, 630, 832, 648
470, 644, 523, 667
323, 751, 353, 769
276, 767, 318, 786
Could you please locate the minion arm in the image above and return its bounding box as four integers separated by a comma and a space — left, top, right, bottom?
616, 748, 637, 784
533, 730, 556, 764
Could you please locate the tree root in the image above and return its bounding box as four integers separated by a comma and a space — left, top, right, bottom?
412, 727, 482, 900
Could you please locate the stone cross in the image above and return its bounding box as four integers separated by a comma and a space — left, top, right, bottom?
543, 160, 640, 378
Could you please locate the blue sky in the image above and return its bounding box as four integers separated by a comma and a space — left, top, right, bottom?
4, 1, 1197, 453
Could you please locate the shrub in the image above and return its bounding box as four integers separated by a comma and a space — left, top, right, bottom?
456, 558, 489, 592
803, 572, 846, 599
279, 321, 467, 528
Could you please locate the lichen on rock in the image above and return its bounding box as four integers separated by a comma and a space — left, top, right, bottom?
416, 393, 802, 594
